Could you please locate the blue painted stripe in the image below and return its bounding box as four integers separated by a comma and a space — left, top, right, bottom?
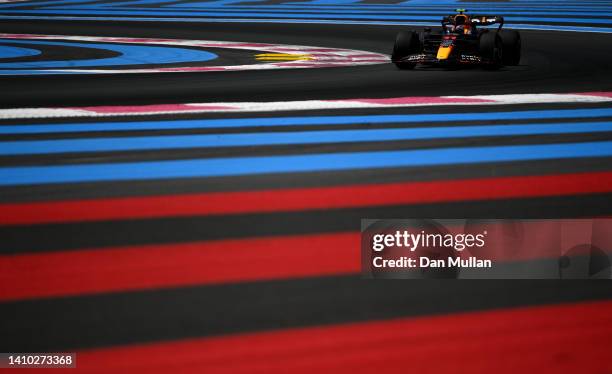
0, 39, 217, 69
96, 0, 193, 6
2, 121, 612, 155
0, 0, 101, 8
30, 2, 612, 11
85, 6, 612, 13
129, 8, 612, 17
2, 108, 612, 135
168, 0, 358, 6
0, 44, 41, 58
0, 69, 77, 75
8, 1, 612, 9
2, 16, 611, 33
71, 6, 612, 17
3, 1, 611, 13
0, 141, 611, 186
3, 10, 611, 24
160, 0, 268, 6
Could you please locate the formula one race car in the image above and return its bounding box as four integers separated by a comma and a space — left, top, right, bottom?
391, 9, 521, 69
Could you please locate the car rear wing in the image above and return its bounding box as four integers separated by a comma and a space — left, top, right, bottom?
441, 14, 504, 31
470, 15, 505, 31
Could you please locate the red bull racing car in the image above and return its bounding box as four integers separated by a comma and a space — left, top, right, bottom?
391, 9, 521, 69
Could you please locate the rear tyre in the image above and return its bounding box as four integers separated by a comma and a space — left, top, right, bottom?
500, 30, 521, 66
479, 31, 503, 70
392, 31, 420, 70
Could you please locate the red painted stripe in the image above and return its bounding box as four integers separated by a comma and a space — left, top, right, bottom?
1, 171, 611, 226
0, 232, 359, 301
2, 218, 610, 301
577, 91, 612, 98
19, 301, 612, 374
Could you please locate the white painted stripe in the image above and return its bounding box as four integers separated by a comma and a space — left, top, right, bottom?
1, 92, 611, 119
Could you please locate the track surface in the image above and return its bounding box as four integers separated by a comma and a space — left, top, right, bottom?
1, 21, 612, 105
1, 0, 612, 373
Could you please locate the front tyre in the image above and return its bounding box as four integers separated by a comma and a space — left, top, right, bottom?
479, 31, 503, 70
392, 31, 420, 70
500, 30, 521, 66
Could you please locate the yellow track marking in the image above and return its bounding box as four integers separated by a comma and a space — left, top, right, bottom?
255, 53, 313, 61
